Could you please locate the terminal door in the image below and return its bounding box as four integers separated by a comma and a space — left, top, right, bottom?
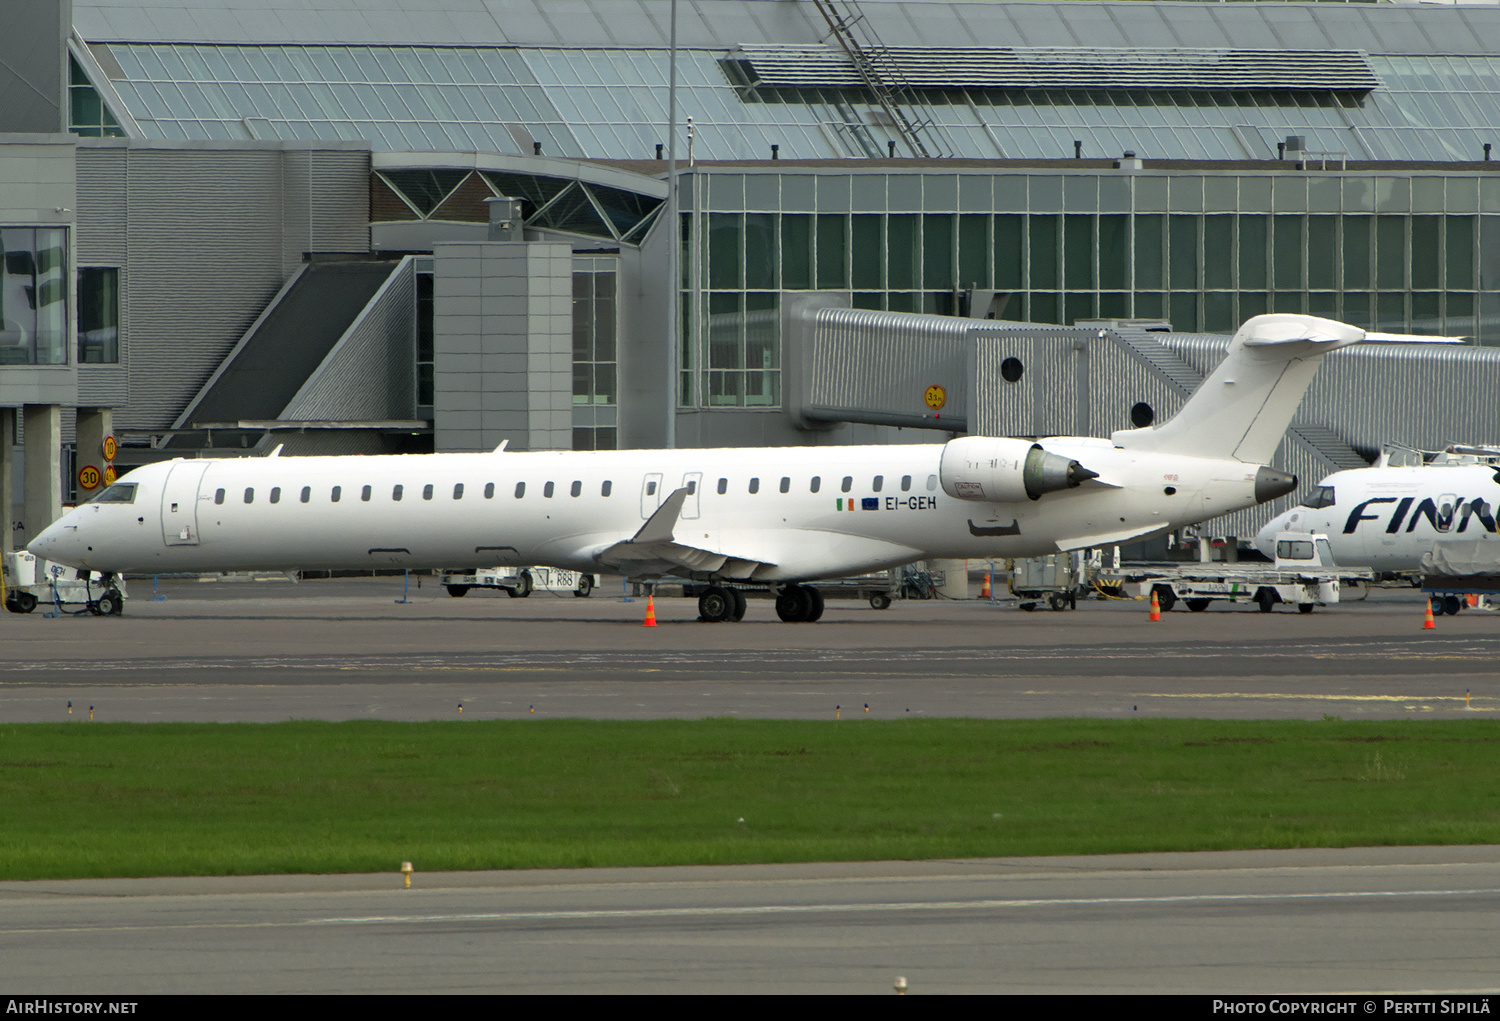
160, 462, 209, 545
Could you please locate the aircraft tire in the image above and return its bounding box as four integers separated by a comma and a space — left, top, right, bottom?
729, 588, 747, 621
96, 592, 122, 617
1186, 598, 1211, 612
803, 585, 825, 622
698, 586, 735, 623
574, 574, 594, 598
446, 584, 470, 598
775, 585, 811, 623
869, 592, 892, 610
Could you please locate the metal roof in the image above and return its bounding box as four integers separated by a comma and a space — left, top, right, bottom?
731, 44, 1382, 92
73, 1, 1500, 56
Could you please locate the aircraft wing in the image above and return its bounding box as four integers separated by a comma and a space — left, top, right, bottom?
1054, 523, 1167, 552
594, 487, 778, 579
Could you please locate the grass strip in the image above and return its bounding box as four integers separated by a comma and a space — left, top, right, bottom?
1, 717, 1498, 880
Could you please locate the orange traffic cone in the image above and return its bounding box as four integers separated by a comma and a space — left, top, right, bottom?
981, 573, 992, 599
1149, 590, 1161, 622
1423, 599, 1436, 629
643, 594, 658, 627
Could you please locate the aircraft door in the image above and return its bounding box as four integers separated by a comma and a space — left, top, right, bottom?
160, 462, 210, 545
640, 473, 663, 518
1436, 494, 1458, 532
680, 472, 702, 520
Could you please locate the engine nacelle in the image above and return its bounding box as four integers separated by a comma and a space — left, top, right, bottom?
939, 436, 1098, 502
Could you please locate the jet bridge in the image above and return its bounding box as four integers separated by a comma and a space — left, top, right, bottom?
781, 295, 1500, 537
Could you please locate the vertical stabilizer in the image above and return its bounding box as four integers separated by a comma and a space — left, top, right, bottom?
1111, 315, 1365, 464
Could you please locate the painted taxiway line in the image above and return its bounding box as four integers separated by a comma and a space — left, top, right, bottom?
7, 887, 1498, 936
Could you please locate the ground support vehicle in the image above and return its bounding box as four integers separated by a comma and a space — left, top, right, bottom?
3, 551, 126, 615
1100, 533, 1368, 614
683, 570, 902, 614
440, 566, 594, 599
1419, 541, 1500, 614
1008, 551, 1092, 611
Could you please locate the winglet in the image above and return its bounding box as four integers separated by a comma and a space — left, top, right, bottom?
632, 488, 692, 545
492, 439, 509, 453
266, 444, 284, 458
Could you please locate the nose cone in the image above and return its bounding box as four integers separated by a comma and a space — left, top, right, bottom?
1253, 517, 1281, 559
28, 517, 80, 567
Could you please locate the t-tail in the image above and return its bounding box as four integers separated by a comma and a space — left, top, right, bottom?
1112, 315, 1370, 468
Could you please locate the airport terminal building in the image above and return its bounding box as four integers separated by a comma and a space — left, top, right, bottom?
5, 0, 1500, 546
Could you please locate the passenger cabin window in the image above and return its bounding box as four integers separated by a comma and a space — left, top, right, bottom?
423, 484, 433, 501
841, 476, 853, 493
331, 486, 341, 503
94, 483, 136, 504
300, 486, 311, 504
810, 476, 821, 493
686, 480, 697, 495
454, 483, 464, 500
515, 482, 525, 498
901, 475, 912, 492
214, 488, 225, 505
1302, 486, 1336, 509
544, 482, 555, 498
646, 481, 657, 496
270, 487, 280, 504
601, 480, 612, 497
779, 477, 790, 494
717, 478, 727, 495
872, 475, 884, 492
570, 480, 581, 497
927, 475, 938, 491
1276, 540, 1315, 561
393, 484, 403, 501
243, 488, 254, 504
749, 477, 760, 494
484, 483, 494, 499
361, 485, 372, 502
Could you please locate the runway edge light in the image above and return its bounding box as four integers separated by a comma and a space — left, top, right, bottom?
895, 977, 908, 995
401, 861, 414, 889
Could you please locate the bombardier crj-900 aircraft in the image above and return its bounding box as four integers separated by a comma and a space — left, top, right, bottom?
32, 314, 1388, 622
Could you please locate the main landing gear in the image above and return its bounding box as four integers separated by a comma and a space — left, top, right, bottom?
775, 584, 825, 623
697, 585, 748, 623
694, 583, 826, 622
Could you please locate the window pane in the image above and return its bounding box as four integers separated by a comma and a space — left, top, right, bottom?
1377, 216, 1407, 290
1343, 216, 1371, 290
708, 213, 741, 290
1168, 215, 1199, 290
1447, 216, 1475, 290
816, 214, 847, 289
1274, 216, 1304, 292
1063, 214, 1094, 291
851, 215, 882, 289
1134, 215, 1163, 290
1029, 216, 1058, 290
1308, 216, 1337, 290
1227, 215, 1262, 291
887, 214, 918, 290
1412, 216, 1441, 290
745, 213, 776, 290
923, 214, 954, 290
1098, 215, 1128, 291
958, 214, 988, 290
994, 214, 1023, 290
76, 267, 119, 363
1203, 216, 1233, 291
782, 214, 812, 289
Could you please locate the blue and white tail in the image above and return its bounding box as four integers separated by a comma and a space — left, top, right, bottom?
1112, 314, 1365, 464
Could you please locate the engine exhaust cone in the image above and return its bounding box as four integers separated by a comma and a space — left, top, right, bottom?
1253, 467, 1298, 504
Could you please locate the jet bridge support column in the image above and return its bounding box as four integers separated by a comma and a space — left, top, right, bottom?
21, 404, 61, 547
75, 408, 113, 503
0, 409, 15, 552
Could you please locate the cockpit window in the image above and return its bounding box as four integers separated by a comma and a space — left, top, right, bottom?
94, 483, 136, 504
1301, 485, 1336, 509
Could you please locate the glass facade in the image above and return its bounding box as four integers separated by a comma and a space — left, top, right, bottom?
678, 170, 1500, 406
97, 44, 1500, 165
572, 256, 617, 451
1, 228, 68, 365
68, 55, 126, 138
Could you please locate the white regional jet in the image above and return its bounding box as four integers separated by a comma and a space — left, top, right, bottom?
32, 314, 1373, 623
1254, 449, 1500, 574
